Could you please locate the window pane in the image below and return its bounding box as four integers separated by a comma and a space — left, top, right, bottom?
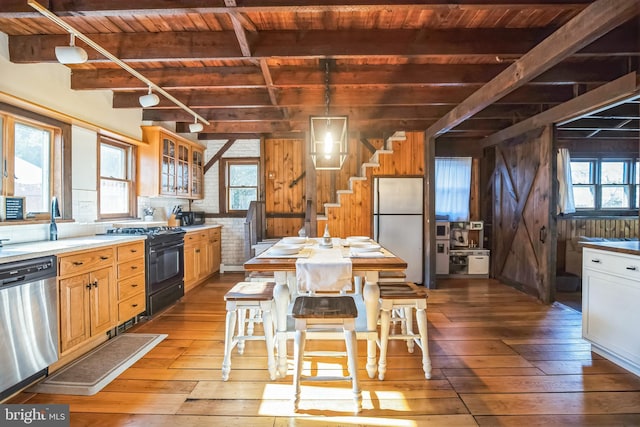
229, 188, 257, 210
100, 179, 129, 214
601, 186, 629, 208
230, 164, 258, 186
14, 122, 50, 212
573, 186, 595, 209
601, 161, 626, 184
570, 161, 593, 184
101, 143, 126, 179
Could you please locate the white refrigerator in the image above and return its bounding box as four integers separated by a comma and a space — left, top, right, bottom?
373, 177, 423, 284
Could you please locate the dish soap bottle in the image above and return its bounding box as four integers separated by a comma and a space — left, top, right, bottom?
322, 224, 333, 247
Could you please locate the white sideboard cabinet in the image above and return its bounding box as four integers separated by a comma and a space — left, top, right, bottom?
582, 247, 640, 376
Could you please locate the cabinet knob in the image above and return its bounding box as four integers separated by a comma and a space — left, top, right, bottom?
132, 304, 138, 308
131, 284, 138, 288
131, 266, 138, 270
86, 283, 92, 289
591, 259, 601, 263
93, 280, 98, 288
100, 256, 110, 260
73, 261, 84, 266
130, 249, 137, 253
626, 266, 637, 271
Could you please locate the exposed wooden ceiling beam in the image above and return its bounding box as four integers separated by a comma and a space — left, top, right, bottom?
0, 1, 591, 18
114, 85, 575, 108
68, 61, 633, 90
142, 104, 546, 122
426, 0, 640, 138
482, 72, 639, 147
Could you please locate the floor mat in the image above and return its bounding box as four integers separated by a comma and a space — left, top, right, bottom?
28, 333, 167, 396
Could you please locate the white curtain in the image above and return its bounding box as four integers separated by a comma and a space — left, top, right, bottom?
435, 157, 472, 221
557, 148, 576, 215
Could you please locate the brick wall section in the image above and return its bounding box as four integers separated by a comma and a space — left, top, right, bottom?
191, 138, 261, 270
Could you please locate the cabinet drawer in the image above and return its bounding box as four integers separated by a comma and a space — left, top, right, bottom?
210, 227, 221, 241
118, 273, 145, 300
59, 248, 114, 276
117, 241, 145, 262
583, 248, 640, 278
118, 292, 145, 322
185, 231, 207, 243
118, 258, 145, 279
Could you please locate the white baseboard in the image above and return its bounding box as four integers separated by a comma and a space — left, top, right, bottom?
220, 264, 245, 273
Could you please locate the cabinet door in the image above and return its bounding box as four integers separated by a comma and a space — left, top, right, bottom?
191, 149, 204, 199
59, 274, 90, 353
89, 267, 115, 336
583, 269, 640, 368
176, 143, 190, 197
161, 136, 177, 195
210, 229, 221, 273
184, 243, 198, 290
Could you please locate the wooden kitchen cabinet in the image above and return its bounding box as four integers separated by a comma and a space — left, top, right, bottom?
209, 227, 221, 274
139, 126, 206, 199
116, 241, 146, 323
184, 227, 222, 293
58, 248, 116, 354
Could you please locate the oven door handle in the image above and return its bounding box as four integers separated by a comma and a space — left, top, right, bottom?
148, 242, 184, 254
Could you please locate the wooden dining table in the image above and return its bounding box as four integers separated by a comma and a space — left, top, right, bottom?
243, 238, 408, 379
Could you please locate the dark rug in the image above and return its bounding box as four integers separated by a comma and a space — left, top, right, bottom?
28, 333, 166, 396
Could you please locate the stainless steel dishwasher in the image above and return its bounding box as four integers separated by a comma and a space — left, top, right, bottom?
0, 255, 58, 400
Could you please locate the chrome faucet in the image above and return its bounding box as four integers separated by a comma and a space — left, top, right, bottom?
50, 196, 60, 241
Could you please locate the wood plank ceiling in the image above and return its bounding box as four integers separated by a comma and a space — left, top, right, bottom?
0, 1, 638, 144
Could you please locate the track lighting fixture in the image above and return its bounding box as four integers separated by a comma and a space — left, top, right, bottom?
28, 0, 210, 128
139, 86, 160, 108
54, 33, 88, 64
189, 116, 204, 133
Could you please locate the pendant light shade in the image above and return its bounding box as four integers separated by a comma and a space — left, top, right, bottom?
139, 86, 160, 107
54, 34, 87, 64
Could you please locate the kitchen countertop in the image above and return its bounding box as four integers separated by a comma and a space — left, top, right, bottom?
0, 235, 147, 264
581, 240, 640, 256
180, 224, 222, 231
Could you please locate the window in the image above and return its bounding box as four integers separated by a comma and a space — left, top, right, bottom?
14, 121, 52, 213
0, 113, 57, 214
99, 137, 135, 218
222, 159, 259, 212
435, 157, 472, 221
571, 157, 638, 213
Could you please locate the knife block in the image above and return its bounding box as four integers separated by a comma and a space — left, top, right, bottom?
168, 214, 181, 227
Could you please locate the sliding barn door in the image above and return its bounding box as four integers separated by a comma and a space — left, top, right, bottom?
493, 126, 554, 303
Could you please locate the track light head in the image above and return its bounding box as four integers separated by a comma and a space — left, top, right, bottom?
55, 34, 87, 64
189, 115, 204, 133
139, 86, 160, 107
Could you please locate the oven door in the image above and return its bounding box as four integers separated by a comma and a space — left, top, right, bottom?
147, 239, 184, 294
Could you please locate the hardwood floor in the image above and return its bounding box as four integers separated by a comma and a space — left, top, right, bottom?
10, 273, 640, 426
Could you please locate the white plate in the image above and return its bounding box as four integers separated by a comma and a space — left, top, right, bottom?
268, 245, 301, 256
281, 236, 307, 244
350, 243, 381, 253
346, 236, 370, 242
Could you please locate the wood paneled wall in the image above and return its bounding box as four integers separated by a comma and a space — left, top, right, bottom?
264, 138, 305, 238
322, 131, 425, 238
557, 217, 639, 241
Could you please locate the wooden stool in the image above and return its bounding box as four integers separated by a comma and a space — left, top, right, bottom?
292, 296, 362, 413
222, 281, 276, 381
378, 282, 432, 380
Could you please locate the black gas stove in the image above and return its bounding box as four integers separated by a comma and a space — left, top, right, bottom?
107, 226, 186, 316
107, 226, 186, 239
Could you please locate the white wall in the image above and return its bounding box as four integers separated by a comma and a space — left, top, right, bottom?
0, 32, 142, 140
0, 31, 263, 268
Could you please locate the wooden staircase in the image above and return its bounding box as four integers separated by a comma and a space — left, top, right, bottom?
316, 131, 425, 238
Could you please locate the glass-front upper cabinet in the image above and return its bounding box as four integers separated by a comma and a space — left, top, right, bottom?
139, 126, 204, 199
191, 149, 204, 199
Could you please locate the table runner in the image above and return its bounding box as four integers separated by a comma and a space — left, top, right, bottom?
295, 240, 352, 293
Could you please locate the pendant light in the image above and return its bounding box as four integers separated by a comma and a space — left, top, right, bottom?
309, 59, 348, 170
